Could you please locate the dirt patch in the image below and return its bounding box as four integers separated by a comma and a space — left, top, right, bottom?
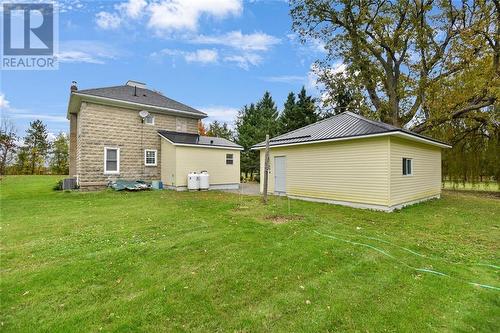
265, 214, 304, 224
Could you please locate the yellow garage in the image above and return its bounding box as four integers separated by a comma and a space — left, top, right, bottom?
252, 112, 451, 212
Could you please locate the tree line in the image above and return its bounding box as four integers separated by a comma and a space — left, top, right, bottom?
198, 86, 320, 179
0, 119, 68, 175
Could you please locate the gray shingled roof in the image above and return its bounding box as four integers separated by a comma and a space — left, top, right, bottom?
158, 130, 242, 149
252, 112, 449, 148
75, 85, 206, 117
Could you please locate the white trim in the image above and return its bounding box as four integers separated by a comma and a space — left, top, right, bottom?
144, 114, 155, 125
72, 93, 207, 119
402, 157, 413, 176
286, 194, 441, 212
158, 133, 244, 150
226, 153, 234, 165
104, 147, 120, 174
144, 149, 157, 166
252, 131, 451, 150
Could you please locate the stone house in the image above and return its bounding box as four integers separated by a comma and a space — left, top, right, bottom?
67, 80, 242, 190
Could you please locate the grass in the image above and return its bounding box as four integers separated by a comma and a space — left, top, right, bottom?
1, 176, 499, 332
442, 181, 499, 192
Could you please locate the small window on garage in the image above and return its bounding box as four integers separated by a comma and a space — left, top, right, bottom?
402, 158, 412, 176
226, 153, 234, 165
144, 114, 155, 125
144, 149, 157, 166
104, 147, 120, 174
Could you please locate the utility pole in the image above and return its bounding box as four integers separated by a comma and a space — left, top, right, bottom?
262, 134, 270, 204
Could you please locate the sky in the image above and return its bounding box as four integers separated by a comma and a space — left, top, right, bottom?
0, 0, 331, 139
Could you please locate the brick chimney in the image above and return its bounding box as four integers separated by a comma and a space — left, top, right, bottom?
70, 81, 78, 92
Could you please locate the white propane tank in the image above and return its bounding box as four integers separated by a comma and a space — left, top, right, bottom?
199, 171, 209, 190
187, 172, 200, 190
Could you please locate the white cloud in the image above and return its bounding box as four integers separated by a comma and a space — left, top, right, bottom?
0, 93, 10, 109
184, 49, 218, 64
192, 31, 280, 51
152, 48, 218, 64
260, 75, 305, 84
95, 11, 121, 30
147, 0, 242, 32
117, 0, 148, 19
200, 106, 239, 124
57, 40, 122, 64
224, 53, 262, 70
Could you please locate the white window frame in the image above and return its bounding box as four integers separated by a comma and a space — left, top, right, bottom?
144, 114, 155, 125
402, 157, 413, 176
144, 149, 157, 166
104, 147, 120, 174
226, 153, 234, 165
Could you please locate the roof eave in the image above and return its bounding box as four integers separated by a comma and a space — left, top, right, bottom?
251, 131, 451, 150
158, 133, 243, 150
71, 92, 207, 119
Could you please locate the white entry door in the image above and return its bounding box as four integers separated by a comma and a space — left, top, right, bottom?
274, 156, 286, 194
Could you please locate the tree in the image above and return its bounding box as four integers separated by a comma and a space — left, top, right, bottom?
236, 92, 280, 177
50, 133, 69, 175
198, 121, 207, 135
314, 66, 368, 118
15, 148, 29, 175
206, 121, 233, 140
290, 0, 499, 129
279, 87, 319, 133
23, 120, 50, 174
0, 117, 17, 175
291, 0, 500, 184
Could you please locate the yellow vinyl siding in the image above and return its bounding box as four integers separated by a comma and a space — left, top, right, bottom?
174, 146, 240, 186
389, 137, 442, 205
261, 137, 390, 206
160, 140, 176, 186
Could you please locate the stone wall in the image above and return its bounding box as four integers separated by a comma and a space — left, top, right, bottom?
75, 102, 199, 189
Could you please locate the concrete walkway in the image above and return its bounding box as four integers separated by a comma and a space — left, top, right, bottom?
224, 182, 260, 196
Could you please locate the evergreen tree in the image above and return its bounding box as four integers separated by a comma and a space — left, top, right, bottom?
278, 92, 298, 134
23, 120, 50, 174
50, 133, 69, 175
206, 121, 233, 140
279, 87, 319, 133
236, 91, 280, 177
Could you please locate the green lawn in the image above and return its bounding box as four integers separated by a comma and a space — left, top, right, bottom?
443, 181, 499, 192
1, 176, 499, 332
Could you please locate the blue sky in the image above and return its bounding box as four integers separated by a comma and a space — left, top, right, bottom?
1, 0, 331, 138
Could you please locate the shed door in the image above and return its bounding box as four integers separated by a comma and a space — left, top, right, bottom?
274, 156, 286, 194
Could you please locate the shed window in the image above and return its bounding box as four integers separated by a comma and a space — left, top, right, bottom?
226, 154, 234, 165
402, 158, 412, 176
144, 149, 157, 166
144, 114, 154, 125
104, 147, 120, 174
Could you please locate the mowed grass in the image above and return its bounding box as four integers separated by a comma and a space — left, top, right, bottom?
1, 176, 499, 332
442, 181, 499, 192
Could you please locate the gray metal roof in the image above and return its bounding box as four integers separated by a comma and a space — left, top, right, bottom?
252, 112, 449, 148
158, 130, 242, 149
75, 85, 206, 117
